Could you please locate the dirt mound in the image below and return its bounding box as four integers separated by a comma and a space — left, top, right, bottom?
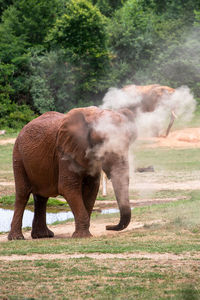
142, 128, 200, 148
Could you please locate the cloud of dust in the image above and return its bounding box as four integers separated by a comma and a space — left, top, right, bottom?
101, 85, 196, 139
101, 87, 141, 110
90, 111, 136, 160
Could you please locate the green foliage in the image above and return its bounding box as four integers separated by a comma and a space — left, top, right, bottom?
48, 0, 108, 57
0, 0, 13, 16
0, 0, 60, 110
47, 0, 111, 103
0, 0, 200, 120
0, 62, 35, 129
92, 0, 126, 17
0, 97, 35, 129
2, 0, 59, 46
105, 0, 200, 99
134, 24, 200, 96
107, 0, 157, 82
152, 0, 200, 21
0, 16, 30, 102
194, 9, 200, 27
30, 50, 95, 113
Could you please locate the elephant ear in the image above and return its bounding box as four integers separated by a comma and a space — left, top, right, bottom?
57, 109, 91, 166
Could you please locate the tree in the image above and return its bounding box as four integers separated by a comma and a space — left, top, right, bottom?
0, 0, 61, 106
30, 50, 81, 113
107, 0, 157, 83
0, 64, 35, 129
0, 0, 13, 17
91, 0, 126, 17
2, 0, 59, 46
47, 0, 111, 103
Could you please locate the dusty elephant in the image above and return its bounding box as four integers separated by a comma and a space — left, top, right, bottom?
8, 106, 136, 240
123, 84, 177, 136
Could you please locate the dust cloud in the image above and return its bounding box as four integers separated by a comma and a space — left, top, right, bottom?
101, 85, 196, 138
89, 110, 136, 160
100, 87, 141, 110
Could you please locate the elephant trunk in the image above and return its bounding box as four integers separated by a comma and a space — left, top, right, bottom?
105, 161, 131, 231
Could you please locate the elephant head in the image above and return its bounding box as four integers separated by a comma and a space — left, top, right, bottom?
57, 107, 136, 232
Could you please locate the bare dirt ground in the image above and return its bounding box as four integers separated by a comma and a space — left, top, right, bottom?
0, 138, 16, 145
142, 127, 200, 148
0, 218, 163, 242
1, 252, 200, 262
0, 128, 200, 260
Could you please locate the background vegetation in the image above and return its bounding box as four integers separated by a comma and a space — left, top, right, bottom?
0, 0, 200, 129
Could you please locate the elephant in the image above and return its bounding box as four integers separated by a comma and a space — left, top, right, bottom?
8, 106, 136, 240
122, 84, 177, 136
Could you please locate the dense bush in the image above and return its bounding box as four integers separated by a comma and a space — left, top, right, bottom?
0, 97, 35, 129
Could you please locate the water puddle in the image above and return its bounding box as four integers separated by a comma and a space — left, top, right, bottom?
0, 207, 120, 233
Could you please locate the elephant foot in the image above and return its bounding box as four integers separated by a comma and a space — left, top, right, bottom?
8, 232, 25, 241
72, 230, 92, 238
31, 227, 54, 239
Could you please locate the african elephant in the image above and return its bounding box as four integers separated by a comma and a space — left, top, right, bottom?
123, 84, 177, 136
8, 106, 136, 240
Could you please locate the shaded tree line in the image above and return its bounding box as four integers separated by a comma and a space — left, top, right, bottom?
0, 0, 200, 128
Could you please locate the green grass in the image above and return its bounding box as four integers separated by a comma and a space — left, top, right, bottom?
134, 147, 200, 172
0, 130, 18, 139
0, 144, 13, 174
188, 105, 200, 127
0, 194, 69, 208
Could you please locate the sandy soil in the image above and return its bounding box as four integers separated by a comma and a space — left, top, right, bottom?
0, 218, 163, 243
142, 127, 200, 148
0, 138, 16, 145
1, 252, 200, 262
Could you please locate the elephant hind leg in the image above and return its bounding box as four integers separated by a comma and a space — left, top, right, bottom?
8, 161, 31, 240
31, 194, 54, 239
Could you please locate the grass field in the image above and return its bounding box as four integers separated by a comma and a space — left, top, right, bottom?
0, 192, 200, 299
0, 116, 200, 299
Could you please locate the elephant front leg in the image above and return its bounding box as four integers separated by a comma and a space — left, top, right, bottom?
31, 194, 54, 239
59, 175, 92, 238
66, 192, 92, 238
82, 174, 100, 217
58, 158, 93, 238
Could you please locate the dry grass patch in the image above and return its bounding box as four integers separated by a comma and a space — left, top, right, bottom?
0, 258, 200, 299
